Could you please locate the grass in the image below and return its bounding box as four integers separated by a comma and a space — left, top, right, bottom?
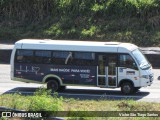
0, 88, 63, 111
0, 88, 160, 119
62, 98, 160, 111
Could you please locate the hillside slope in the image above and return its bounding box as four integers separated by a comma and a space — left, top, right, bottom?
0, 0, 160, 46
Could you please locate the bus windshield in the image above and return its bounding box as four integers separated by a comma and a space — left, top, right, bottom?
132, 49, 151, 70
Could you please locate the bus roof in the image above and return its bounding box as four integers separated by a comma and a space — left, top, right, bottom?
14, 39, 138, 53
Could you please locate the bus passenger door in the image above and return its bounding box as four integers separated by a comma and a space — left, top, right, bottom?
107, 54, 117, 87
97, 55, 106, 86
97, 54, 117, 87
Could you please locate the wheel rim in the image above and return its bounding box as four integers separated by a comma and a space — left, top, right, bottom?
48, 82, 58, 91
123, 85, 131, 94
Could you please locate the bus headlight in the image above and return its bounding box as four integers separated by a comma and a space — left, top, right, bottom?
141, 75, 149, 79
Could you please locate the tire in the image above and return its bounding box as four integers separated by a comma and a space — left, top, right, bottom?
47, 80, 59, 92
121, 82, 134, 95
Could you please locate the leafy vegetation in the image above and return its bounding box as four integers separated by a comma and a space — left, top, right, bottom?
0, 88, 160, 119
0, 0, 160, 46
0, 88, 63, 111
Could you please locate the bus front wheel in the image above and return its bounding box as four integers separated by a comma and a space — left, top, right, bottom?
121, 82, 134, 95
47, 80, 59, 92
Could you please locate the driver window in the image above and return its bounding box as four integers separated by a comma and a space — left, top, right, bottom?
119, 54, 138, 70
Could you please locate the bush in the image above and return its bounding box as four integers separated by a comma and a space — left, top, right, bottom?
0, 88, 63, 112
81, 26, 98, 38
28, 87, 63, 111
1, 0, 160, 46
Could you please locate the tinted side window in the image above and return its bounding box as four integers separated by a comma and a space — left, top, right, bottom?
52, 51, 71, 65
73, 52, 95, 66
35, 51, 51, 64
119, 54, 138, 69
16, 50, 34, 63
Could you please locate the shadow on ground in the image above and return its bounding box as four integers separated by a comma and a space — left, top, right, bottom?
3, 87, 150, 101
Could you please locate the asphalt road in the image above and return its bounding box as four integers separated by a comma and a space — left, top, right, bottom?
0, 64, 160, 103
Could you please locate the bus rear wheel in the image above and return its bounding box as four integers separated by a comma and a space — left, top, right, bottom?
47, 80, 59, 92
121, 82, 134, 95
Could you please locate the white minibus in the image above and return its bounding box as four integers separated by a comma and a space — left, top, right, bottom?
10, 39, 154, 94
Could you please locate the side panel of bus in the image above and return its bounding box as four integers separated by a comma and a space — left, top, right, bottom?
13, 49, 140, 88
14, 64, 97, 85
13, 49, 98, 86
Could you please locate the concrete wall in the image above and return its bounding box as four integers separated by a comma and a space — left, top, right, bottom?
145, 54, 160, 68
0, 50, 12, 64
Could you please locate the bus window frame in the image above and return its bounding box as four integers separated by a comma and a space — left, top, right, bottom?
15, 49, 34, 64
118, 53, 138, 70
15, 49, 97, 66
34, 50, 52, 64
